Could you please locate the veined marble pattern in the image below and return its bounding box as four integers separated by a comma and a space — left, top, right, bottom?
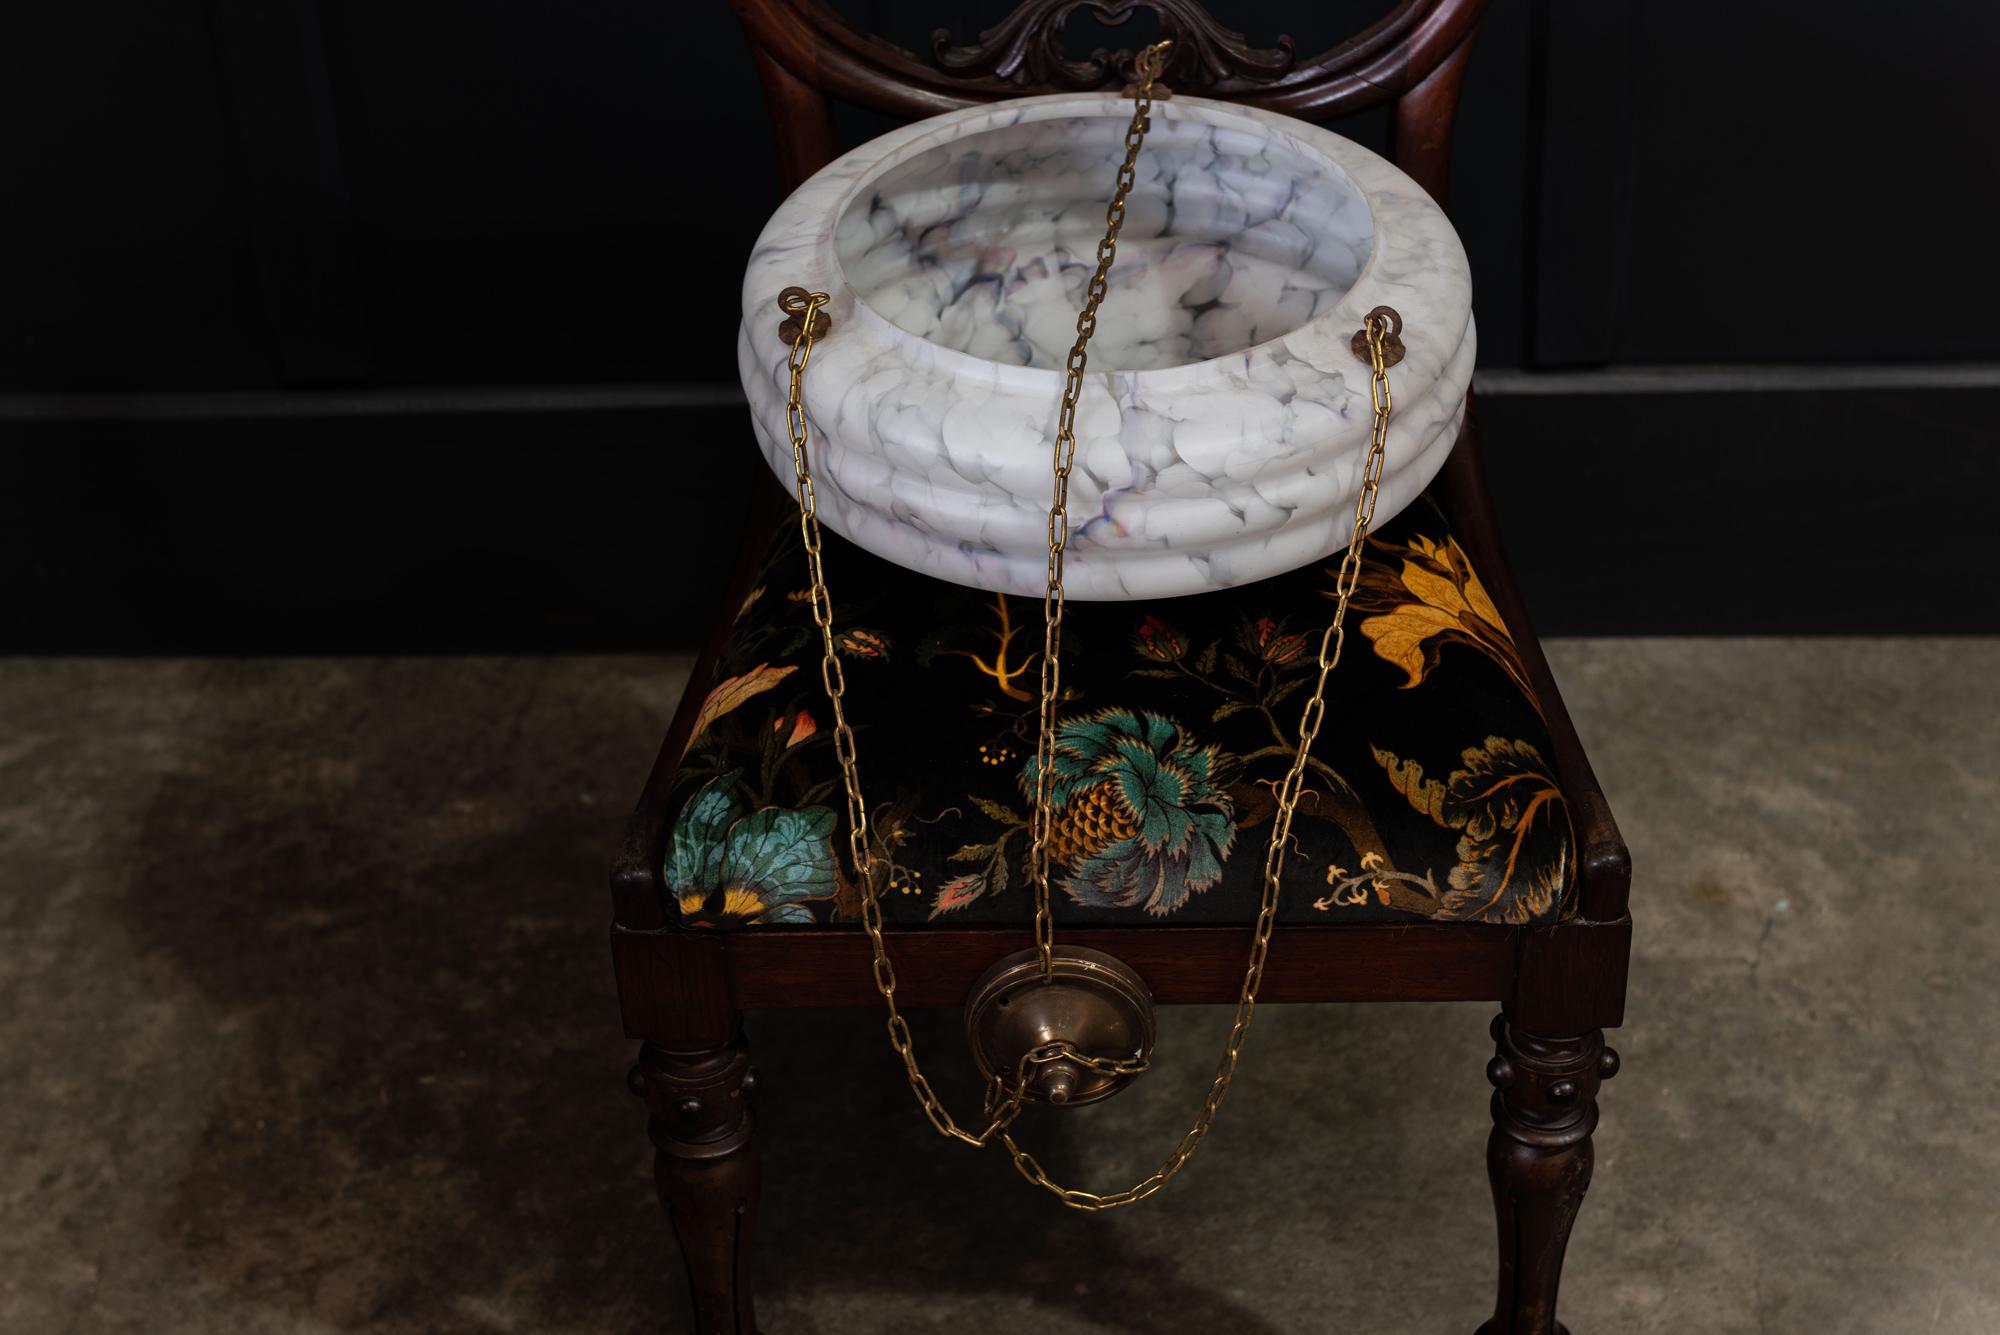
739, 94, 1475, 601
837, 116, 1371, 372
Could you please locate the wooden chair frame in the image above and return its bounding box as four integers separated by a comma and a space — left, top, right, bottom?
610, 4, 1631, 1331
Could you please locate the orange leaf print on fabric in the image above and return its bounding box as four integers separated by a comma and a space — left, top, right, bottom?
772, 709, 817, 748
1372, 737, 1573, 924
1360, 601, 1464, 688
1347, 532, 1533, 703
690, 663, 796, 742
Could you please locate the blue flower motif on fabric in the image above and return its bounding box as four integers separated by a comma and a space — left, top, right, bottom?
666, 773, 837, 926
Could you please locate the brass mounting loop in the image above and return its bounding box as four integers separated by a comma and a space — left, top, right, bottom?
1350, 304, 1404, 367
1123, 37, 1175, 100
776, 286, 831, 345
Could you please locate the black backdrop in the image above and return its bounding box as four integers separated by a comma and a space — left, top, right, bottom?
5, 1, 1996, 650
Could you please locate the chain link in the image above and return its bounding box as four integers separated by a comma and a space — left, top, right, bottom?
774, 38, 1402, 1209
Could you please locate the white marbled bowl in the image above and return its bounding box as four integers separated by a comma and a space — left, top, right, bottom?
738, 93, 1474, 600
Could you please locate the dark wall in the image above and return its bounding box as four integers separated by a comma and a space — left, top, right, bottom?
5, 1, 1997, 650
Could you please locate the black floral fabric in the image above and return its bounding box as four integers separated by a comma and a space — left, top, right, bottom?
665, 481, 1574, 930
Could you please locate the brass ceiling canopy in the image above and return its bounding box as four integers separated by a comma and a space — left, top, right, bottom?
965, 947, 1157, 1106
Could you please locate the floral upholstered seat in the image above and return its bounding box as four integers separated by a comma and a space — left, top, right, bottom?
666, 481, 1572, 930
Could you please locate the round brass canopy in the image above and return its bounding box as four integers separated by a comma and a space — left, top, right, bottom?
964, 947, 1156, 1107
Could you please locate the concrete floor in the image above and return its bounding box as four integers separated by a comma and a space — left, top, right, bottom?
2, 641, 1996, 1334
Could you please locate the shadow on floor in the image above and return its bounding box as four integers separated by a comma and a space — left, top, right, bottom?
114, 658, 1289, 1333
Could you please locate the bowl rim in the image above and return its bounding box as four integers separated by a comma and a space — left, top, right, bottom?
824, 92, 1378, 384
745, 91, 1470, 398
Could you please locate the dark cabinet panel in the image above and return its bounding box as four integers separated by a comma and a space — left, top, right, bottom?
1610, 1, 2000, 365
6, 383, 1993, 651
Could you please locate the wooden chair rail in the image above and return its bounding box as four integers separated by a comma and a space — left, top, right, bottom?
612, 916, 1631, 1042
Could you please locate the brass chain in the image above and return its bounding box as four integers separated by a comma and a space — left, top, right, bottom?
997, 305, 1395, 1210
1026, 39, 1171, 985
774, 38, 1401, 1209
780, 281, 1036, 1150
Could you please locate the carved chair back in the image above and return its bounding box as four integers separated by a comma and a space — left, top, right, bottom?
728, 0, 1489, 204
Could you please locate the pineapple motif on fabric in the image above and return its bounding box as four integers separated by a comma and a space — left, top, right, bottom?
1023, 710, 1237, 915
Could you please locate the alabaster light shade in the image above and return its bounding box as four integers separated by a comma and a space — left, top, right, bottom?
739, 93, 1474, 601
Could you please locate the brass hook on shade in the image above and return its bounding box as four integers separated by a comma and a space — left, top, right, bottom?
1350, 304, 1406, 367
775, 285, 831, 344
1124, 38, 1174, 100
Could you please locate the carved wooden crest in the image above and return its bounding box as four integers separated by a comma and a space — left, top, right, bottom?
930, 0, 1296, 93
730, 0, 1487, 193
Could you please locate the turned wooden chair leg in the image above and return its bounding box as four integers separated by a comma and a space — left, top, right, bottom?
1476, 1013, 1620, 1335
635, 1028, 762, 1335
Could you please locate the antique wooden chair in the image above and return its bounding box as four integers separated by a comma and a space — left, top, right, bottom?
610, 2, 1631, 1331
